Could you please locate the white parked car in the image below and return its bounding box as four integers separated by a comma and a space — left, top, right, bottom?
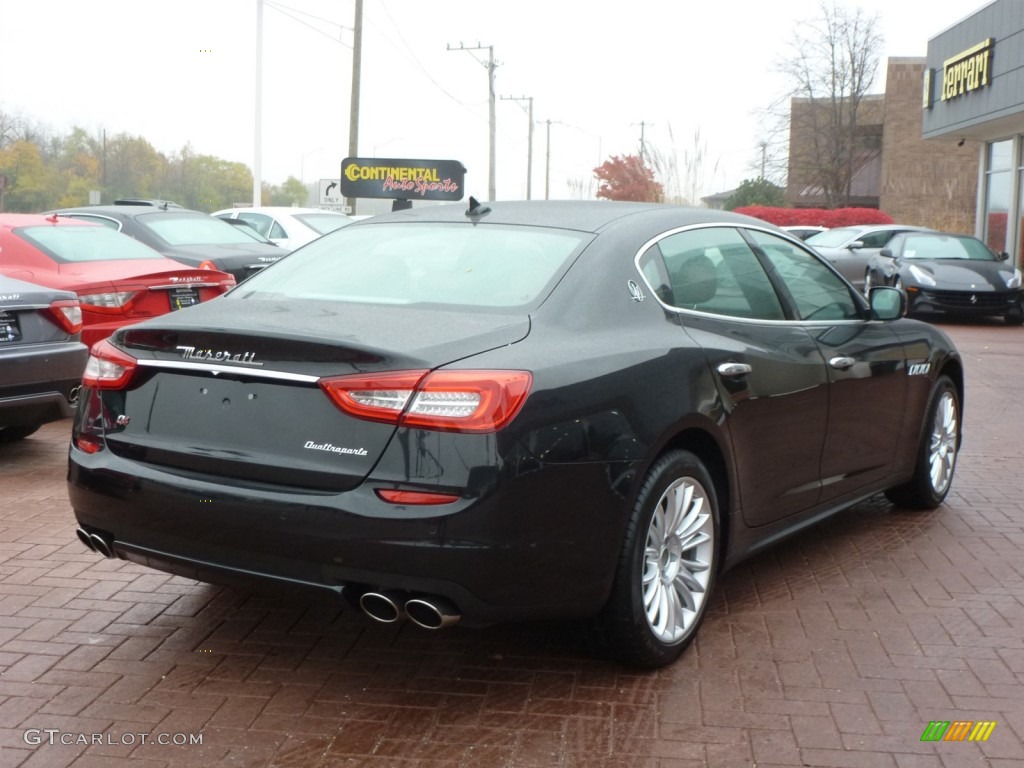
213, 207, 354, 250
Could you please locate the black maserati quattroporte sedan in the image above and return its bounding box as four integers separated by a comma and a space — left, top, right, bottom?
68, 201, 963, 667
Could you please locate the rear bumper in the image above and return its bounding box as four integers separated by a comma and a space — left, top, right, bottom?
0, 341, 87, 427
67, 444, 629, 626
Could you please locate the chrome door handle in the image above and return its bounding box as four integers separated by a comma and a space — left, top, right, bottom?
717, 362, 752, 377
829, 356, 856, 370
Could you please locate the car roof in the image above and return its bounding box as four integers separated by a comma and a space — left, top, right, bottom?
358, 200, 773, 235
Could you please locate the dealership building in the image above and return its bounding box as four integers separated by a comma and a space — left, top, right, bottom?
783, 0, 1024, 269
924, 0, 1024, 265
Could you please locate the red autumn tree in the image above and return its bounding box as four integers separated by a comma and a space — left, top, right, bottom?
594, 154, 663, 202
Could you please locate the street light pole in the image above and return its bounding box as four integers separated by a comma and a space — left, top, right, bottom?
253, 0, 264, 206
345, 0, 363, 216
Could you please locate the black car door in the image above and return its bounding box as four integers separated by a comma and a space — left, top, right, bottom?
639, 226, 831, 526
745, 229, 908, 501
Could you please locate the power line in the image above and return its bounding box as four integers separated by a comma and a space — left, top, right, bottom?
265, 1, 352, 47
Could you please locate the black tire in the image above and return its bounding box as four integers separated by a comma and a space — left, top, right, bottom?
1005, 308, 1024, 326
0, 424, 41, 444
596, 450, 719, 668
885, 375, 959, 509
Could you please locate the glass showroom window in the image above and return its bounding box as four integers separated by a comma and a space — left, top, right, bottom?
984, 139, 1012, 254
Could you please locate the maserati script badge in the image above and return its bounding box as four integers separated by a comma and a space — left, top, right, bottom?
176, 345, 264, 366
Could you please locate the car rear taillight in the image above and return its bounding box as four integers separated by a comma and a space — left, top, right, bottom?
319, 370, 532, 433
82, 339, 138, 390
78, 291, 138, 311
45, 299, 83, 334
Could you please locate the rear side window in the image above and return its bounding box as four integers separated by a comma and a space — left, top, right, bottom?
16, 225, 165, 262
638, 227, 786, 320
230, 222, 588, 309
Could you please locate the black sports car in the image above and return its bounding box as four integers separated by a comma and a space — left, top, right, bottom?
865, 231, 1024, 325
1, 274, 88, 442
47, 203, 289, 283
68, 201, 964, 667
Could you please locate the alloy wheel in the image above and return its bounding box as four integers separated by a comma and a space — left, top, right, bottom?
928, 389, 958, 495
641, 477, 714, 643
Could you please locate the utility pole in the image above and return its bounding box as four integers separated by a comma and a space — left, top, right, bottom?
501, 95, 533, 199
448, 42, 497, 200
346, 0, 363, 215
633, 121, 652, 163
545, 120, 552, 200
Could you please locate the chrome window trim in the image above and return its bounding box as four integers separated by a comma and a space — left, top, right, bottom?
633, 222, 870, 327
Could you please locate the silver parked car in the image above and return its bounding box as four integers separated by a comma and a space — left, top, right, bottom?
805, 224, 933, 290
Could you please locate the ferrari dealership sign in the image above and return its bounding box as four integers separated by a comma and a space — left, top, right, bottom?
339, 158, 465, 201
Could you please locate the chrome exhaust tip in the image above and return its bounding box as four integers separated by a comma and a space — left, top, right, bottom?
75, 527, 96, 552
88, 532, 114, 559
405, 596, 461, 630
359, 590, 407, 624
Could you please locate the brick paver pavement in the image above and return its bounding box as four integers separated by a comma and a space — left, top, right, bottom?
1, 321, 1022, 768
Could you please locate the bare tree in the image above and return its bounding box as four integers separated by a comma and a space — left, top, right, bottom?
778, 2, 883, 208
649, 126, 720, 206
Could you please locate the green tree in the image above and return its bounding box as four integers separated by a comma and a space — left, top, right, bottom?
0, 140, 58, 212
171, 146, 252, 211
53, 127, 101, 207
725, 178, 787, 210
269, 176, 308, 207
594, 154, 663, 202
104, 133, 170, 202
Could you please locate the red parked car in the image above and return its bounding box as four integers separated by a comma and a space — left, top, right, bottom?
0, 214, 235, 347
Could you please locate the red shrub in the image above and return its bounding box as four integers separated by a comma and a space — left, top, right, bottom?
735, 206, 894, 228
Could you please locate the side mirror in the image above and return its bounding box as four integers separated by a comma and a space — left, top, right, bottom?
998, 251, 1010, 261
870, 286, 904, 321
879, 247, 894, 258
848, 240, 865, 250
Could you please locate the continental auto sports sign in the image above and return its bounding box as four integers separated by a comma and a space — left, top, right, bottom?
339, 158, 465, 201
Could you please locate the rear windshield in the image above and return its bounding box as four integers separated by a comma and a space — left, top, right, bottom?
230, 222, 588, 309
16, 224, 165, 262
138, 212, 271, 246
902, 235, 997, 260
293, 213, 352, 235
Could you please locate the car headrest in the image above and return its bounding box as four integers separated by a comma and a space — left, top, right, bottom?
672, 253, 718, 307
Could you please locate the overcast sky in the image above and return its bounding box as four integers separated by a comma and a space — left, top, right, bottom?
0, 0, 981, 203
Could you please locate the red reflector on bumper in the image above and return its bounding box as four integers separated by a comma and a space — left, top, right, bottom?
375, 489, 460, 505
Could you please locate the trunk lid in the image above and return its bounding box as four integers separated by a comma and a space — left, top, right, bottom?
105, 298, 529, 491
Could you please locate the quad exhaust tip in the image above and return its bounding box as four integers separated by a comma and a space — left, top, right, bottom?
359, 590, 407, 624
76, 527, 115, 559
405, 596, 461, 630
357, 589, 461, 629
